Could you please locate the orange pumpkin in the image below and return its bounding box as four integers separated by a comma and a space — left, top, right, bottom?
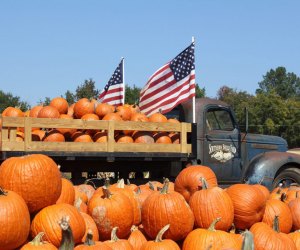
174, 165, 218, 202
80, 212, 99, 243
20, 232, 57, 250
95, 103, 114, 119
104, 227, 133, 250
0, 154, 62, 213
128, 225, 147, 250
141, 178, 194, 241
50, 97, 69, 114
29, 105, 43, 118
93, 131, 108, 143
0, 188, 31, 250
31, 203, 86, 247
148, 113, 168, 123
43, 129, 65, 142
56, 178, 75, 205
37, 106, 60, 119
74, 98, 95, 119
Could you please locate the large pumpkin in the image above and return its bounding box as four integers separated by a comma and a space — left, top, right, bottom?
0, 188, 31, 250
31, 203, 86, 247
174, 165, 218, 202
0, 154, 62, 213
50, 97, 69, 115
74, 98, 95, 119
226, 183, 267, 230
141, 178, 194, 241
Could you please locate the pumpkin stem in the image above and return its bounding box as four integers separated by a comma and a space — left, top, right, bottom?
58, 216, 75, 250
102, 186, 112, 199
272, 215, 280, 233
280, 192, 287, 202
229, 223, 237, 234
155, 224, 170, 242
104, 177, 111, 188
160, 178, 170, 194
110, 227, 120, 242
241, 230, 254, 250
148, 181, 155, 190
83, 229, 95, 246
30, 232, 45, 246
117, 178, 125, 188
0, 187, 7, 196
130, 225, 138, 233
200, 177, 208, 190
208, 217, 221, 231
136, 186, 141, 195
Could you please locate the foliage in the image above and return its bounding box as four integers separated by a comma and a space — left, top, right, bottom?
125, 84, 141, 104
195, 84, 206, 98
74, 79, 99, 101
0, 90, 30, 113
256, 67, 300, 100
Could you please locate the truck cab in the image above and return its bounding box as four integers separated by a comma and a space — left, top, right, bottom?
171, 98, 300, 189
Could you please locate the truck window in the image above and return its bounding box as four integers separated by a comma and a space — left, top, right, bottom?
206, 109, 234, 131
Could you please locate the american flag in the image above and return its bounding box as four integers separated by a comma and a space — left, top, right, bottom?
139, 43, 195, 116
98, 58, 124, 106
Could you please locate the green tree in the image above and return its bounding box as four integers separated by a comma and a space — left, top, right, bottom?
256, 67, 300, 99
0, 90, 30, 113
195, 84, 205, 98
75, 79, 99, 101
125, 84, 141, 104
65, 90, 76, 105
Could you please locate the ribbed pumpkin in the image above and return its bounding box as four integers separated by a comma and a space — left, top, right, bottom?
93, 131, 108, 143
95, 103, 114, 119
174, 165, 218, 202
288, 192, 300, 230
130, 113, 149, 122
37, 106, 60, 119
29, 105, 43, 118
56, 178, 75, 205
0, 154, 62, 213
262, 198, 293, 233
74, 98, 95, 119
189, 177, 234, 231
226, 183, 267, 230
182, 218, 241, 250
250, 216, 296, 250
77, 184, 95, 201
104, 227, 133, 250
116, 134, 134, 143
153, 132, 172, 144
20, 232, 57, 250
80, 212, 99, 243
132, 131, 154, 144
116, 105, 132, 121
71, 131, 93, 142
141, 224, 180, 250
43, 129, 65, 142
128, 226, 148, 250
289, 230, 300, 250
141, 178, 194, 241
2, 106, 24, 117
31, 203, 86, 247
87, 186, 134, 241
148, 113, 168, 123
0, 188, 31, 250
50, 97, 69, 114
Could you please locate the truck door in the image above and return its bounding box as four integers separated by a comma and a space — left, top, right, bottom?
203, 107, 242, 183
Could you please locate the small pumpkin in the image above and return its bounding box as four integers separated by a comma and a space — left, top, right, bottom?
20, 232, 57, 250
37, 106, 60, 119
56, 178, 75, 205
104, 227, 133, 250
74, 98, 95, 119
128, 225, 148, 250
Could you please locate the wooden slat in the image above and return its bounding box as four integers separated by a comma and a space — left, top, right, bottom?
180, 123, 188, 153
24, 117, 32, 151
1, 128, 9, 142
1, 141, 25, 151
107, 122, 115, 152
9, 128, 17, 142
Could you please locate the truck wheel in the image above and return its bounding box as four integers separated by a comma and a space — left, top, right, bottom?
272, 167, 300, 188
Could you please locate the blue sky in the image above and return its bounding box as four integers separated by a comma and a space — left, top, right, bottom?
1, 1, 299, 106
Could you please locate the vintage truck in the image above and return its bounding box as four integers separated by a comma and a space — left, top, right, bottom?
1, 97, 300, 189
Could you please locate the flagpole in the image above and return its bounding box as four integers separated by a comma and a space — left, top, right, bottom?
192, 37, 196, 123
122, 57, 125, 105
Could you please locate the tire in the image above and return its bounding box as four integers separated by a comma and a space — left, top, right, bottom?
272, 167, 300, 189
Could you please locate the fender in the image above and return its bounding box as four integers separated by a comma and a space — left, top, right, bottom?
243, 151, 300, 190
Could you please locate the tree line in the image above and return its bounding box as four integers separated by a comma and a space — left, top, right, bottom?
1, 67, 299, 147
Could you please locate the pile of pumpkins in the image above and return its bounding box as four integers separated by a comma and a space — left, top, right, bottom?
1, 97, 180, 144
1, 153, 300, 249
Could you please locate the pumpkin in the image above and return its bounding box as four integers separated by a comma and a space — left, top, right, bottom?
116, 134, 134, 143
102, 112, 123, 121
226, 183, 267, 230
56, 178, 75, 205
262, 198, 293, 233
67, 103, 75, 117
135, 184, 155, 208
43, 129, 65, 142
58, 216, 75, 250
31, 204, 86, 247
153, 132, 172, 144
57, 114, 77, 139
116, 105, 132, 121
182, 218, 241, 250
37, 106, 60, 119
141, 224, 180, 250
128, 225, 148, 250
32, 129, 46, 141
0, 188, 30, 250
75, 230, 112, 250
87, 186, 134, 240
148, 113, 168, 123
289, 230, 300, 250
2, 106, 24, 117
50, 97, 69, 114
93, 131, 108, 143
104, 227, 133, 250
77, 184, 95, 201
95, 103, 114, 119
131, 113, 149, 122
74, 98, 95, 119
20, 232, 57, 250
74, 186, 89, 204
71, 131, 93, 142
29, 105, 43, 118
250, 216, 296, 250
0, 154, 62, 213
189, 177, 234, 231
288, 192, 300, 230
74, 197, 88, 213
174, 165, 218, 202
132, 131, 154, 144
141, 178, 194, 241
80, 212, 99, 243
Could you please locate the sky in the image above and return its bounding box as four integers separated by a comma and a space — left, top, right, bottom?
1, 1, 300, 106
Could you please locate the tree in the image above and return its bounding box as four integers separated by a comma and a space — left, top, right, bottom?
64, 90, 76, 105
195, 84, 205, 98
0, 90, 30, 113
74, 79, 99, 101
125, 84, 141, 104
256, 67, 300, 99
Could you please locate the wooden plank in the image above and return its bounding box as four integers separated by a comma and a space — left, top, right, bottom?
107, 121, 115, 152
1, 141, 25, 151
24, 117, 32, 151
1, 128, 9, 142
9, 128, 17, 142
1, 117, 25, 127
180, 123, 188, 153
